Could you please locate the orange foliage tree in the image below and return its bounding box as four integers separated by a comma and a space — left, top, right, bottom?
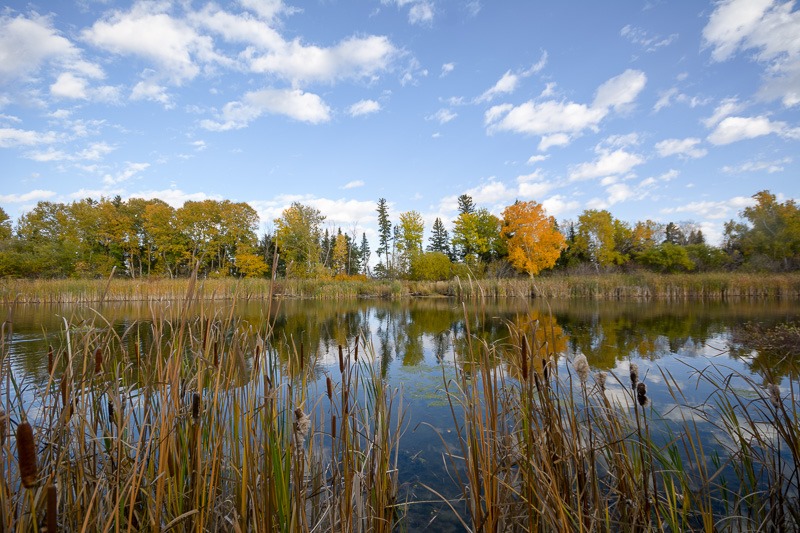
501, 200, 565, 277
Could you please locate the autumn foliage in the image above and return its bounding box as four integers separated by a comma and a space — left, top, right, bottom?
501, 201, 565, 277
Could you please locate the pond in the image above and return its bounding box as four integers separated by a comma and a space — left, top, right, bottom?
2, 297, 799, 531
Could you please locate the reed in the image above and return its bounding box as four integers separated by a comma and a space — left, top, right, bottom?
3, 272, 800, 303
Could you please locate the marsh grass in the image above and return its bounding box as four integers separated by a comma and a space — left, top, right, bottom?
431, 308, 800, 531
3, 272, 800, 303
0, 272, 405, 531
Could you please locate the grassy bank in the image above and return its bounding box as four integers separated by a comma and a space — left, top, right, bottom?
1, 299, 798, 530
3, 271, 800, 303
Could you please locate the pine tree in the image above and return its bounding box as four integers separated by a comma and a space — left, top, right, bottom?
427, 217, 451, 257
359, 233, 370, 275
457, 194, 475, 215
376, 198, 392, 277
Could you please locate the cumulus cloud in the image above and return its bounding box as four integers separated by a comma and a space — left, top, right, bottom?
348, 99, 381, 117
0, 128, 61, 148
26, 141, 115, 162
569, 148, 645, 181
655, 138, 708, 159
706, 115, 784, 144
102, 162, 150, 185
703, 0, 800, 106
124, 188, 221, 208
441, 62, 455, 76
661, 196, 756, 220
202, 88, 331, 130
702, 97, 745, 127
485, 69, 646, 149
0, 189, 57, 203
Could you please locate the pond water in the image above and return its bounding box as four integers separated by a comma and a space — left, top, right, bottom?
3, 297, 799, 530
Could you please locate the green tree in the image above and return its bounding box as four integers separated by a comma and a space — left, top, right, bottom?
274, 202, 325, 278
427, 217, 451, 258
451, 208, 503, 265
457, 194, 476, 215
0, 207, 11, 241
737, 190, 800, 270
359, 232, 370, 275
375, 198, 393, 277
409, 251, 453, 281
574, 209, 628, 269
636, 242, 695, 273
332, 231, 349, 275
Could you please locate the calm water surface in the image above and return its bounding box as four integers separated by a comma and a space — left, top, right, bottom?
3, 298, 799, 530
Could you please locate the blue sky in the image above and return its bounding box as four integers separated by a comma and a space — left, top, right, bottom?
1, 0, 799, 247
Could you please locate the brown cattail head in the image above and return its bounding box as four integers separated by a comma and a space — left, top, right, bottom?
0, 409, 6, 446
354, 335, 359, 362
630, 363, 639, 389
60, 379, 68, 409
16, 421, 38, 488
331, 415, 337, 440
326, 376, 333, 401
636, 382, 648, 407
213, 341, 219, 367
46, 483, 57, 533
107, 399, 115, 424
191, 392, 201, 421
543, 357, 550, 382
94, 348, 103, 374
520, 336, 528, 382
768, 383, 781, 409
338, 345, 345, 374
47, 345, 54, 375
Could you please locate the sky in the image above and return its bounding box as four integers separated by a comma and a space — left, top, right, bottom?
1, 0, 799, 248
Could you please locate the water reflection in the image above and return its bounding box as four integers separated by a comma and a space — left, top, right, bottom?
5, 298, 800, 382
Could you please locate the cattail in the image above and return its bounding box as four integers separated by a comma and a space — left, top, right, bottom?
299, 342, 304, 373
543, 357, 550, 381
768, 383, 781, 409
520, 336, 528, 382
94, 348, 103, 373
354, 335, 359, 362
636, 382, 649, 407
46, 483, 57, 532
254, 342, 261, 372
0, 409, 6, 446
191, 392, 201, 421
326, 376, 333, 401
293, 408, 311, 447
16, 421, 38, 488
47, 345, 54, 375
331, 415, 337, 440
338, 344, 345, 374
60, 379, 68, 409
573, 353, 590, 384
107, 399, 115, 424
595, 372, 607, 393
213, 341, 219, 367
630, 363, 639, 389
343, 388, 349, 415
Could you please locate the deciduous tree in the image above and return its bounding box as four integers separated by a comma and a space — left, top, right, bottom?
501, 200, 565, 277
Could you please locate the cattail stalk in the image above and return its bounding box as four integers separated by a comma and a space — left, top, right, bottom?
47, 483, 57, 532
17, 422, 38, 489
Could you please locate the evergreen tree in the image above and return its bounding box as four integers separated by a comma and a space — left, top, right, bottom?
457, 194, 475, 215
359, 233, 370, 275
376, 198, 392, 276
427, 217, 450, 257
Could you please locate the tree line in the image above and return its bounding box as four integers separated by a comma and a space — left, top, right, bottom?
0, 189, 797, 279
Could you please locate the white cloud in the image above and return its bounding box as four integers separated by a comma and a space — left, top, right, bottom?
478, 71, 520, 102
102, 162, 150, 185
348, 99, 381, 117
703, 0, 800, 106
427, 108, 457, 124
26, 141, 115, 162
238, 0, 299, 22
50, 72, 89, 99
125, 188, 221, 208
0, 13, 103, 85
620, 25, 678, 51
592, 69, 648, 112
131, 80, 172, 106
0, 128, 60, 148
706, 115, 784, 144
702, 97, 744, 127
722, 157, 791, 173
527, 154, 550, 164
342, 180, 365, 189
661, 196, 756, 220
191, 140, 207, 151
409, 2, 434, 24
569, 149, 644, 181
248, 34, 398, 84
542, 195, 580, 217
441, 62, 455, 76
485, 70, 646, 148
202, 88, 331, 130
0, 189, 56, 203
81, 3, 221, 84
655, 138, 708, 159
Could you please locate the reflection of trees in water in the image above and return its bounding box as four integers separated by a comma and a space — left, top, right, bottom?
729, 321, 800, 381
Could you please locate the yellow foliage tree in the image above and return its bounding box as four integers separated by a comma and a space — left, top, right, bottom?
501, 200, 565, 277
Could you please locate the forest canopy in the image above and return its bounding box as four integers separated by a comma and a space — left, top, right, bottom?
0, 190, 797, 279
